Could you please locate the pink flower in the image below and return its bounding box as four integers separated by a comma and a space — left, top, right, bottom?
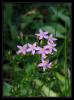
36, 46, 49, 58
48, 34, 57, 44
35, 29, 48, 40
44, 42, 57, 54
27, 42, 38, 55
16, 44, 27, 55
38, 59, 52, 71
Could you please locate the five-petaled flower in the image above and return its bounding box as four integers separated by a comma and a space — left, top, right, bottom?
37, 46, 49, 59
44, 42, 57, 54
35, 29, 48, 40
16, 44, 27, 55
38, 59, 52, 71
48, 34, 57, 44
27, 42, 38, 55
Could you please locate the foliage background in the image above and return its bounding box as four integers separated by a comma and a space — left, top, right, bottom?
3, 2, 72, 97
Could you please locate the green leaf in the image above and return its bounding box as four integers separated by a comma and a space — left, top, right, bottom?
34, 79, 58, 97
55, 72, 69, 94
3, 82, 12, 96
4, 3, 13, 24
20, 88, 27, 96
50, 23, 67, 34
50, 7, 70, 28
41, 25, 65, 38
55, 72, 67, 83
3, 64, 11, 72
9, 24, 18, 40
20, 15, 34, 29
14, 55, 22, 61
42, 86, 58, 97
25, 64, 35, 75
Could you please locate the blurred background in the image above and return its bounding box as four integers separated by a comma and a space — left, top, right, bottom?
3, 2, 72, 97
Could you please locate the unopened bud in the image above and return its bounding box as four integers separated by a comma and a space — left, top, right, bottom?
20, 32, 23, 38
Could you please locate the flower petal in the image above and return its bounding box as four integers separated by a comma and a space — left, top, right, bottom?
16, 50, 22, 54
39, 36, 43, 40
39, 29, 43, 33
27, 48, 32, 52
35, 34, 40, 36
52, 43, 56, 47
52, 38, 57, 41
45, 50, 49, 54
17, 45, 22, 49
48, 40, 54, 44
48, 63, 52, 68
49, 34, 53, 38
22, 50, 26, 54
23, 44, 27, 48
53, 48, 57, 52
32, 50, 35, 55
38, 63, 43, 67
44, 45, 49, 49
28, 43, 32, 47
44, 32, 48, 34
33, 42, 36, 46
42, 54, 47, 58
35, 46, 41, 50
37, 50, 41, 54
44, 35, 48, 39
43, 67, 46, 71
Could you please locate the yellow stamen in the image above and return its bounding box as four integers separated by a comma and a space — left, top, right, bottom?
41, 48, 44, 52
44, 61, 47, 64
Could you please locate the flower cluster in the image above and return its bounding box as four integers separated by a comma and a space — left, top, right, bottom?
16, 29, 57, 71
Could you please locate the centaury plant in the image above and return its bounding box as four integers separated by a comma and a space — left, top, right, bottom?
16, 29, 57, 71
3, 3, 71, 97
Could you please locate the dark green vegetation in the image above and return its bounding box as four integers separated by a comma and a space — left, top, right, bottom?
3, 3, 72, 97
